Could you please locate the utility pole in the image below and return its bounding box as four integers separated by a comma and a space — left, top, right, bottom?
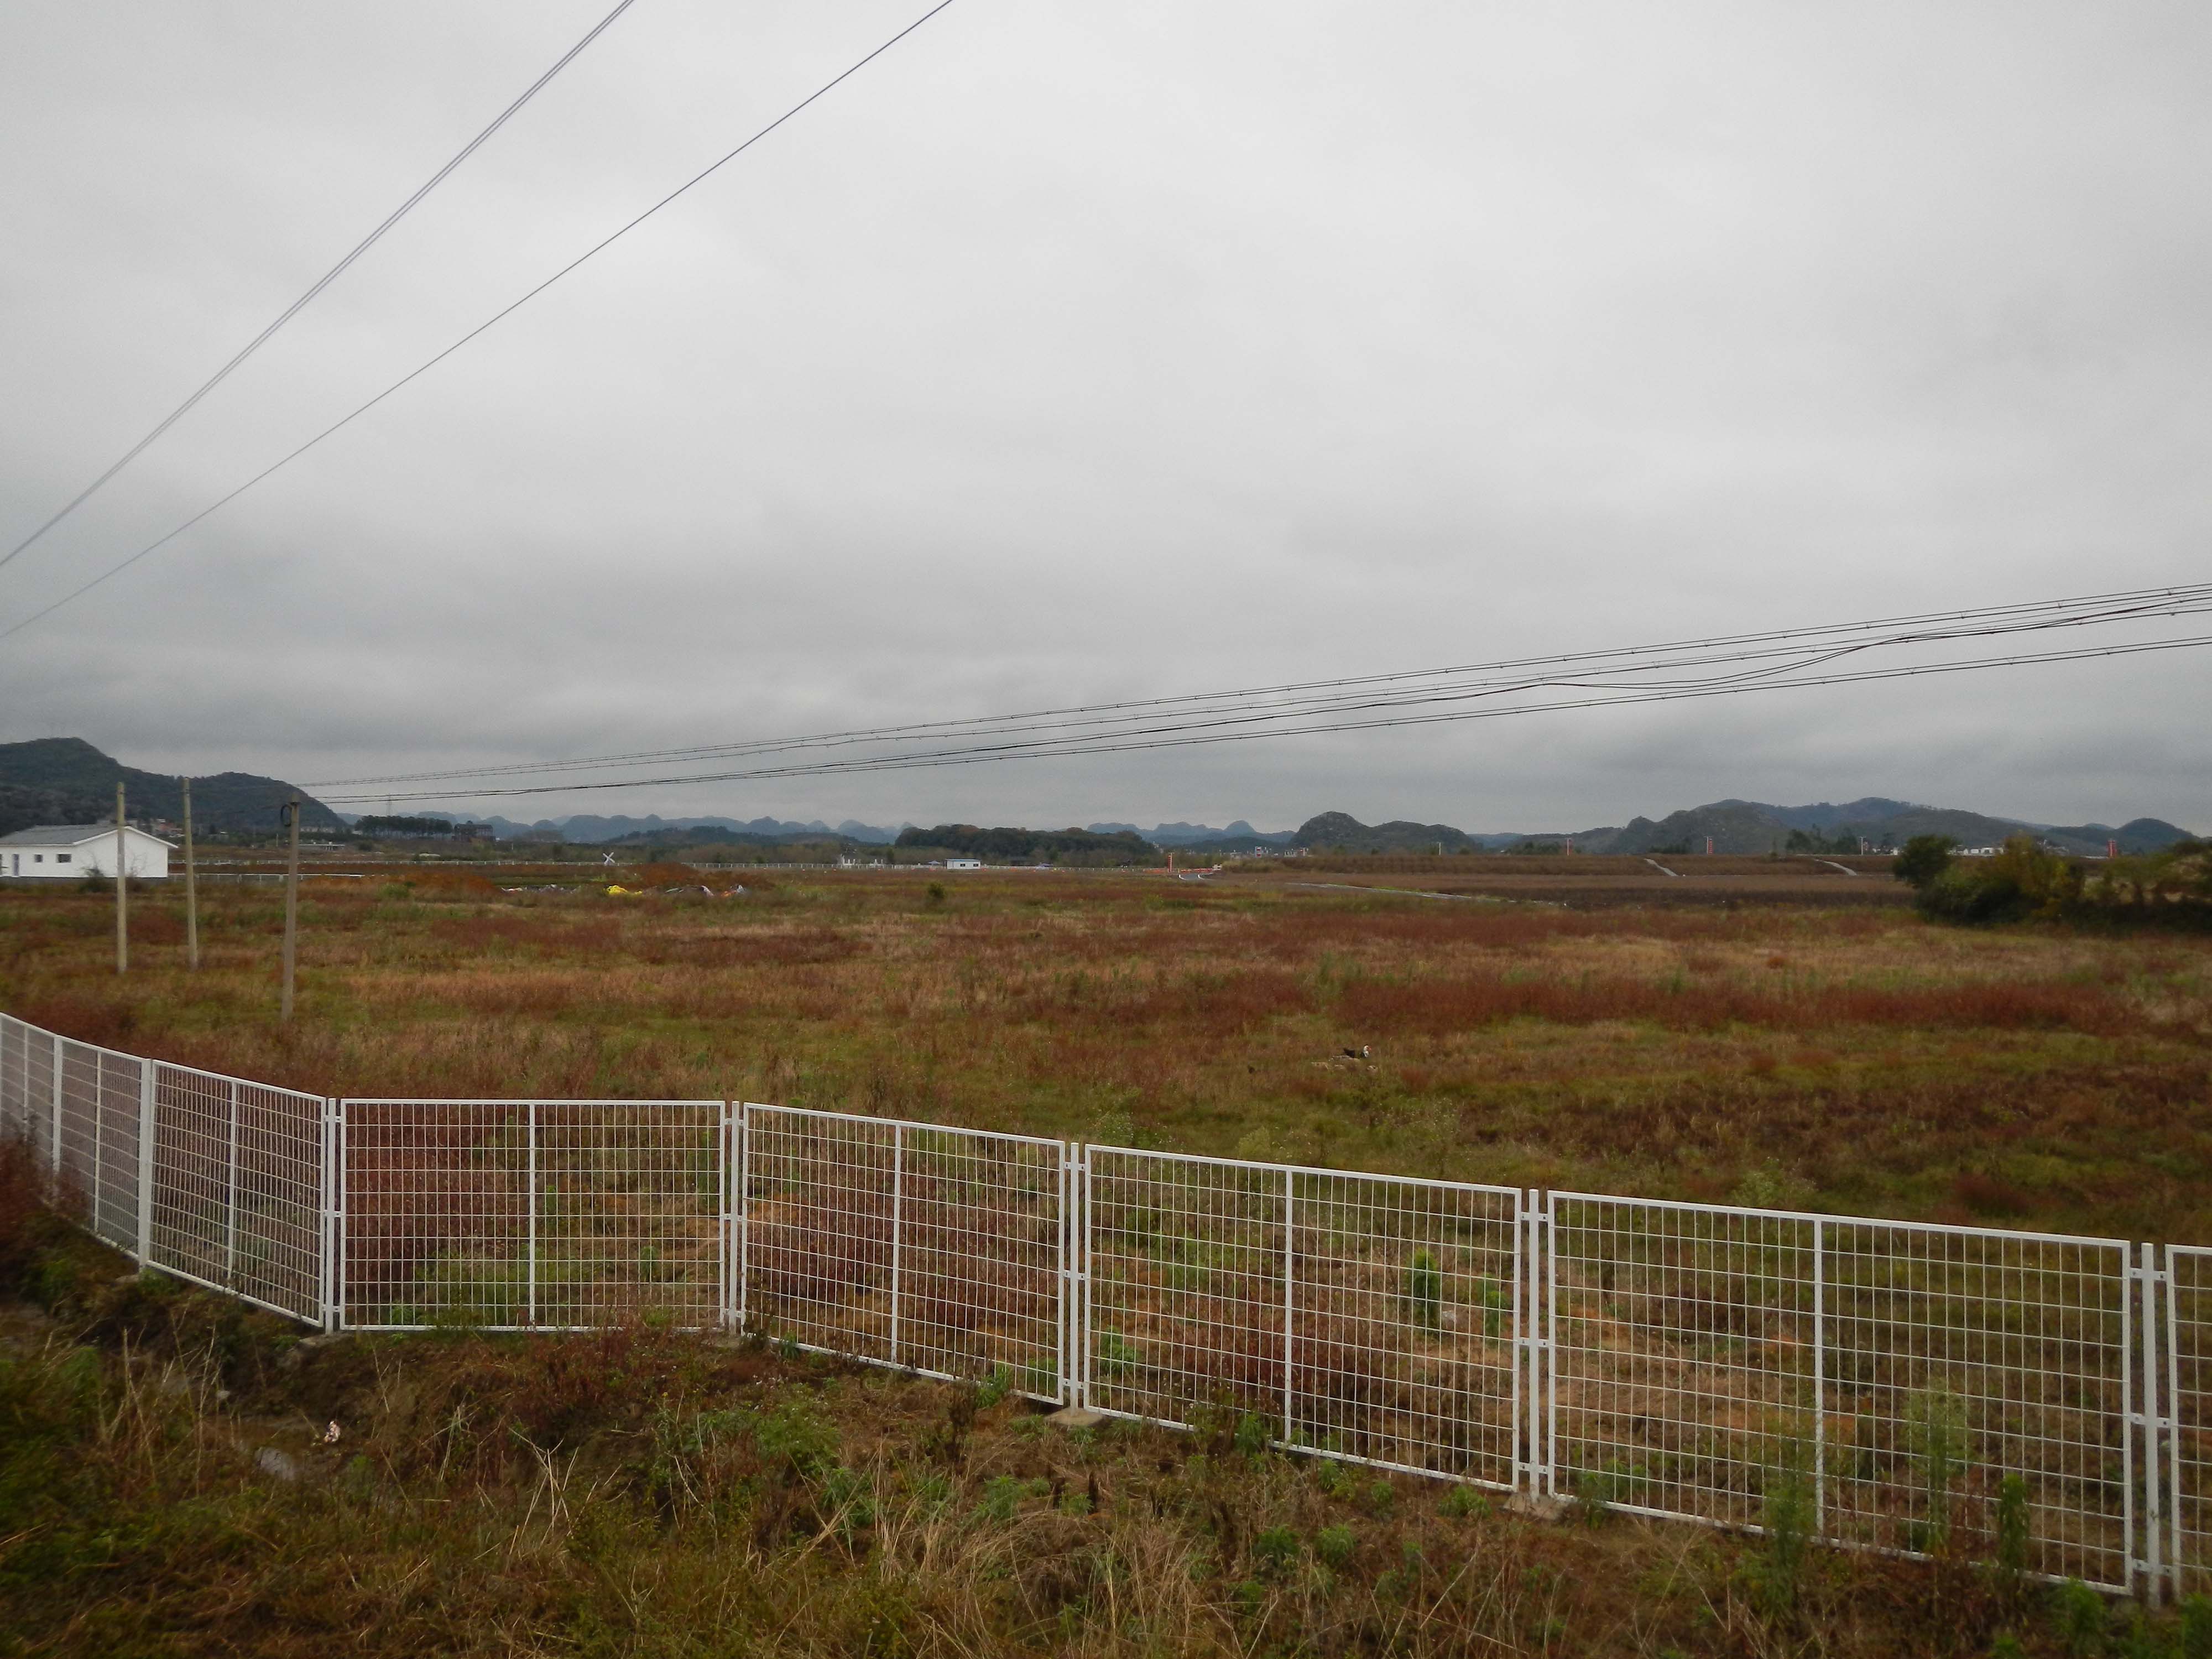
114, 783, 128, 973
280, 797, 301, 1022
181, 776, 200, 969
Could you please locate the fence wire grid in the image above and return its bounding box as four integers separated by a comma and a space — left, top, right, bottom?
0, 1006, 2206, 1599
339, 1099, 725, 1331
1082, 1146, 1525, 1489
2173, 1245, 2212, 1599
742, 1104, 1065, 1397
1546, 1193, 2136, 1590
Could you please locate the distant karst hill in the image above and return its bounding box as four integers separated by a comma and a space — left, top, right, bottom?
1292, 811, 1489, 853
0, 738, 343, 836
1292, 800, 2199, 857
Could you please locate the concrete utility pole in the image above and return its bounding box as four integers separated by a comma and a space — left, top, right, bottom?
280, 797, 301, 1022
114, 784, 129, 973
181, 776, 200, 969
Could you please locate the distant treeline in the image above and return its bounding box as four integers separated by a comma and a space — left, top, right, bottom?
356, 815, 491, 838
1895, 833, 2211, 927
895, 824, 1155, 864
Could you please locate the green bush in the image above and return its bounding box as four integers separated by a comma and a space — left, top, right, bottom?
1915, 835, 2081, 925
1893, 834, 1957, 889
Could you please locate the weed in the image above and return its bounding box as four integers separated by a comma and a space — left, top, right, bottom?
1748, 1430, 1815, 1618
1252, 1524, 1298, 1573
1994, 1472, 2031, 1605
1440, 1483, 1490, 1519
2185, 1597, 2212, 1659
2054, 1578, 2109, 1656
1314, 1523, 1357, 1568
1405, 1247, 1443, 1330
1907, 1386, 1966, 1552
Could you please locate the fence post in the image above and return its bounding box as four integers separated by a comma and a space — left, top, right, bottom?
735, 1103, 750, 1335
718, 1103, 733, 1333
2166, 1245, 2183, 1605
89, 1052, 104, 1228
1812, 1217, 1827, 1538
135, 1058, 155, 1265
889, 1123, 904, 1368
222, 1082, 239, 1287
1058, 1146, 1072, 1405
1073, 1142, 1090, 1411
1541, 1194, 1559, 1498
49, 1032, 63, 1201
2141, 1241, 2164, 1603
1282, 1166, 1295, 1444
322, 1098, 342, 1333
1531, 1194, 1548, 1495
525, 1104, 539, 1330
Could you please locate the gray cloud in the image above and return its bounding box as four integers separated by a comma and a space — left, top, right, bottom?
2, 1, 2206, 833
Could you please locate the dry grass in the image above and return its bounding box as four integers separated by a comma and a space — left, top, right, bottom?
1, 1200, 2195, 1659
3, 869, 2209, 1244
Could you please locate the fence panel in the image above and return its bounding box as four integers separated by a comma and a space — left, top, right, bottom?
2173, 1245, 2212, 1599
535, 1101, 723, 1329
1546, 1194, 1818, 1526
1546, 1195, 2135, 1590
1084, 1147, 1524, 1488
15, 1022, 56, 1174
0, 1016, 56, 1164
54, 1040, 142, 1255
742, 1105, 1065, 1395
340, 1100, 722, 1330
1820, 1218, 2133, 1589
0, 1015, 30, 1144
146, 1062, 326, 1323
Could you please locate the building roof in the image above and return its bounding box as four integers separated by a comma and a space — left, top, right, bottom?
0, 824, 175, 848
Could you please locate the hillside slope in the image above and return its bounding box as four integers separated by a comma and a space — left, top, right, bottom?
0, 738, 343, 834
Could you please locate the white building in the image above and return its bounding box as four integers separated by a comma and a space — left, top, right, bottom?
944, 858, 983, 870
0, 825, 174, 880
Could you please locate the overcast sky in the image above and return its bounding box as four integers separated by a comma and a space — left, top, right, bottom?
2, 2, 2206, 833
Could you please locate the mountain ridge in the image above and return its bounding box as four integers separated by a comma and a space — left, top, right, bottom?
0, 738, 343, 836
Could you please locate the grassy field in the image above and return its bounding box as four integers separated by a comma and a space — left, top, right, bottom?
6, 865, 2212, 1655
2, 1165, 2206, 1659
2, 863, 2207, 1243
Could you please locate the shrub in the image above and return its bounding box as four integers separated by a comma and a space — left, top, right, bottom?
1252, 1525, 1298, 1573
1405, 1249, 1442, 1330
1893, 834, 1957, 890
1916, 835, 2081, 925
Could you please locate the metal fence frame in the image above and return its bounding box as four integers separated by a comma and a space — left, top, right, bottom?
1540, 1191, 2142, 1593
1076, 1144, 1528, 1491
2171, 1244, 2210, 1601
3, 1003, 2209, 1599
739, 1103, 1068, 1400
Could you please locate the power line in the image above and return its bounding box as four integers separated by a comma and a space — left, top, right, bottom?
311, 597, 2212, 804
0, 0, 958, 644
306, 582, 2212, 790
0, 0, 638, 576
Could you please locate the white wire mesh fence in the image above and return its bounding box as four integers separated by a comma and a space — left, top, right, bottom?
0, 1003, 2206, 1598
148, 1061, 326, 1322
337, 1099, 725, 1331
740, 1105, 1066, 1395
2172, 1245, 2211, 1600
1081, 1147, 1525, 1489
1545, 1194, 2137, 1590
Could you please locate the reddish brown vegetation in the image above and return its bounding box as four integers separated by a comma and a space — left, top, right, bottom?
1336, 971, 2142, 1037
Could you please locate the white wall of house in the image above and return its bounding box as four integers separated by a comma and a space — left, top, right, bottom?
3, 828, 171, 880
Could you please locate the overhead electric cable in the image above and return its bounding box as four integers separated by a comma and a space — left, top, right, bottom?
305, 589, 2212, 804
319, 633, 2212, 804
0, 0, 638, 575
306, 583, 2212, 790
0, 0, 957, 643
